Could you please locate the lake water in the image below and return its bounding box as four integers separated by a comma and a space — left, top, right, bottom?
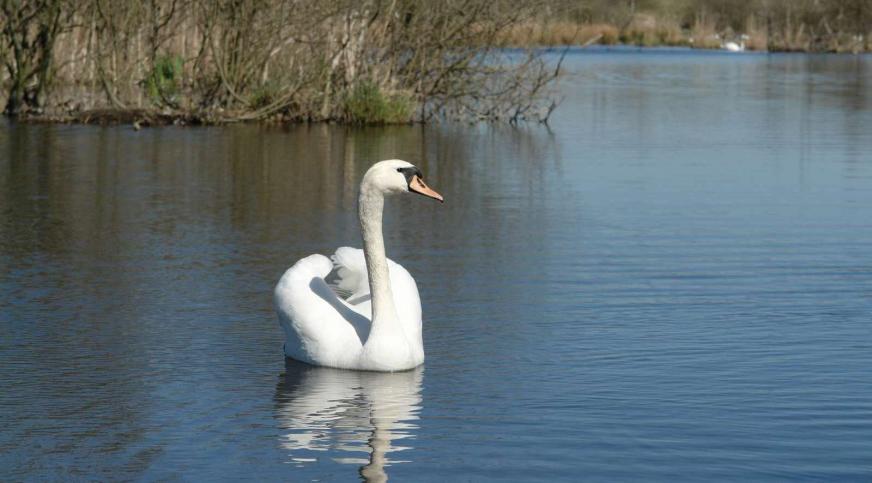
2, 48, 871, 481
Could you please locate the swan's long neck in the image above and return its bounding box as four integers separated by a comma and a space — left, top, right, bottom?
359, 185, 398, 333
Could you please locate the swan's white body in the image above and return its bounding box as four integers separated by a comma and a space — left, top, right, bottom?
723, 36, 748, 52
274, 247, 424, 371
274, 160, 442, 372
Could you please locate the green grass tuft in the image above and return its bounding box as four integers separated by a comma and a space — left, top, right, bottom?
343, 81, 413, 124
145, 55, 183, 108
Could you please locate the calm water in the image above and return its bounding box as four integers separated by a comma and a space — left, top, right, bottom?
2, 49, 872, 481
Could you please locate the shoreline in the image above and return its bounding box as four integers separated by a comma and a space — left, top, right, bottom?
10, 45, 868, 129
3, 2, 868, 127
19, 109, 205, 128
15, 108, 421, 128
503, 37, 871, 55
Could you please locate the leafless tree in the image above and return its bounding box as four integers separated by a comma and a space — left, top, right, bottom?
0, 0, 70, 114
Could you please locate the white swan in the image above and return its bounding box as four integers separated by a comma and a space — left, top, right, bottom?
722, 35, 748, 52
274, 160, 443, 372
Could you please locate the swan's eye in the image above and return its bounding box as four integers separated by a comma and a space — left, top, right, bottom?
396, 168, 403, 173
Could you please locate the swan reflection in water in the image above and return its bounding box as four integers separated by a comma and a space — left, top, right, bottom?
274, 359, 423, 482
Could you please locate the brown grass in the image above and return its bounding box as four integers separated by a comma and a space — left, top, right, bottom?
499, 21, 618, 46
532, 0, 872, 53
502, 15, 688, 49
688, 15, 720, 49
490, 11, 870, 53
620, 14, 687, 47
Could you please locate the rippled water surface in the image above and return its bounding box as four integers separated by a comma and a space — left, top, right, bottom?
2, 49, 872, 481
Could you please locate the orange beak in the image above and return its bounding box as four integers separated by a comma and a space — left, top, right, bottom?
409, 175, 444, 203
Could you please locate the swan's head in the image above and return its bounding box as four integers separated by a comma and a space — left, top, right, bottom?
362, 159, 443, 203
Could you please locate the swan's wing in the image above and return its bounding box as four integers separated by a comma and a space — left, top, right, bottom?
274, 254, 368, 368
329, 247, 422, 336
329, 247, 371, 303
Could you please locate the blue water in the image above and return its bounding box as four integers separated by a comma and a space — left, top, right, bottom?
2, 49, 872, 481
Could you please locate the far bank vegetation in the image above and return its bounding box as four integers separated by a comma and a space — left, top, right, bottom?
502, 0, 871, 53
0, 0, 562, 124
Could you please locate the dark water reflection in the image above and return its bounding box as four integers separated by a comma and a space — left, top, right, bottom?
2, 50, 872, 480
